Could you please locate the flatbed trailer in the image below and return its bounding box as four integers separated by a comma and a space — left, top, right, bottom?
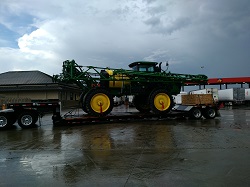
0, 101, 220, 130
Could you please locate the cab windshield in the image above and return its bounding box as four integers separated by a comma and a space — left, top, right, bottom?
136, 65, 155, 72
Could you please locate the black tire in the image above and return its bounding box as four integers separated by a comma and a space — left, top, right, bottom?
189, 107, 202, 119
80, 92, 88, 113
203, 107, 216, 119
18, 111, 38, 129
82, 94, 89, 113
85, 88, 114, 116
0, 114, 11, 130
149, 89, 173, 115
133, 95, 151, 113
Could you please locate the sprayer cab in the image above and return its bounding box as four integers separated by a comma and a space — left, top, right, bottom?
128, 61, 162, 72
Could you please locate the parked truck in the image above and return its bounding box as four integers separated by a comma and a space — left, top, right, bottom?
246, 89, 250, 99
245, 89, 250, 104
53, 60, 208, 116
218, 88, 245, 105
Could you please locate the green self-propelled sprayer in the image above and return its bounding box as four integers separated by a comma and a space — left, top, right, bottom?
53, 60, 208, 116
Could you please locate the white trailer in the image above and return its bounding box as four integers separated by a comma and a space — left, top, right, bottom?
218, 88, 245, 105
245, 89, 250, 101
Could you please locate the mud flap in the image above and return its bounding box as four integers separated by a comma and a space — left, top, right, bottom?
216, 110, 221, 117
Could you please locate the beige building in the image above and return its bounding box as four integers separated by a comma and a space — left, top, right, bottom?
0, 70, 82, 108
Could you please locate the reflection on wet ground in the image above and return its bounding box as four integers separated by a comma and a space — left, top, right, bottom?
1, 106, 250, 186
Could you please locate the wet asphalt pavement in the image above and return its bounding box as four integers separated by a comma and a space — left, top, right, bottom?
1, 106, 250, 187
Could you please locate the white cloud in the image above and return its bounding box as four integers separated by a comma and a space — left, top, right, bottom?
18, 29, 55, 55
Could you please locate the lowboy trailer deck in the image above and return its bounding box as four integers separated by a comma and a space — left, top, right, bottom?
55, 110, 190, 126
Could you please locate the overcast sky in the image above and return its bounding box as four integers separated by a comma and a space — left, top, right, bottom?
0, 0, 250, 78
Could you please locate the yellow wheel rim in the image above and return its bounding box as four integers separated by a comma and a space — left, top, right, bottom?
90, 93, 110, 113
154, 93, 171, 111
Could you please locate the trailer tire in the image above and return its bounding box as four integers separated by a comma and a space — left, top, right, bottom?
189, 107, 202, 119
18, 111, 38, 128
149, 89, 173, 115
85, 88, 114, 116
0, 114, 12, 130
203, 107, 216, 119
133, 95, 151, 113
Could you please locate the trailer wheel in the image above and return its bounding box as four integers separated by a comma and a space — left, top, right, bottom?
85, 88, 114, 116
203, 107, 216, 119
18, 111, 38, 128
0, 114, 11, 129
189, 107, 202, 119
149, 89, 173, 115
133, 95, 151, 113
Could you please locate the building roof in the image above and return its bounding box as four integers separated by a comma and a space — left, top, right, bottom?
0, 70, 81, 92
0, 71, 53, 85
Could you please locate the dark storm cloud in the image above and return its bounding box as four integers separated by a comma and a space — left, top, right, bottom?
144, 16, 161, 26
142, 0, 157, 4
144, 16, 191, 35
142, 0, 250, 77
197, 0, 250, 38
